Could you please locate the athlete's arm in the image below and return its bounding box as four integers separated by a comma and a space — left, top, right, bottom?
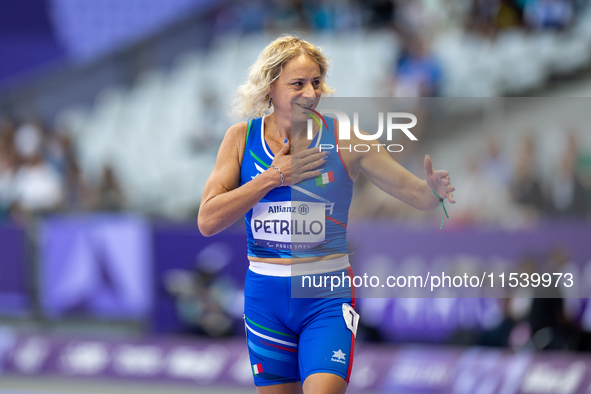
198, 123, 281, 237
347, 131, 455, 211
198, 123, 327, 237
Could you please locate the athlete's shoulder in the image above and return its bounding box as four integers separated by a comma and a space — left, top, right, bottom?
225, 117, 263, 140
223, 118, 262, 163
224, 121, 248, 141
215, 122, 246, 164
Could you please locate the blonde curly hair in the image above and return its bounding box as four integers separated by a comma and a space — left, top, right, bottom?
230, 34, 334, 119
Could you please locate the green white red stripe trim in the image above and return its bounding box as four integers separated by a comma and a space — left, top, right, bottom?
290, 184, 331, 204
245, 321, 298, 347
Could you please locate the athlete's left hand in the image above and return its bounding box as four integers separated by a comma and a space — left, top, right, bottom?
424, 155, 455, 203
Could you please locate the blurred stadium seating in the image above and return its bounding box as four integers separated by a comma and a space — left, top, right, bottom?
40, 3, 591, 218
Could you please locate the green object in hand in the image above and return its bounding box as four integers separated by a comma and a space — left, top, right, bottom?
432, 190, 449, 230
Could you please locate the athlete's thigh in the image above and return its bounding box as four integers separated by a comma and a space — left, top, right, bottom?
257, 382, 303, 394
296, 296, 357, 385
303, 372, 348, 394
244, 269, 301, 387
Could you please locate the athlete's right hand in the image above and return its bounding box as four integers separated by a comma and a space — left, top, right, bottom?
269, 139, 328, 187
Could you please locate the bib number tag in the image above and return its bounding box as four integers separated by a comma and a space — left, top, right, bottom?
342, 303, 359, 337
252, 201, 325, 250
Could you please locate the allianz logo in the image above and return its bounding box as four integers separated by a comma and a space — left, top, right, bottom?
268, 206, 296, 213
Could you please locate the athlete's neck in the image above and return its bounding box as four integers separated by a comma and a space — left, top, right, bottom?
268, 113, 320, 153
269, 114, 291, 140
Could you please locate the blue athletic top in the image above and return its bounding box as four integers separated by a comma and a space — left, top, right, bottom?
240, 116, 353, 258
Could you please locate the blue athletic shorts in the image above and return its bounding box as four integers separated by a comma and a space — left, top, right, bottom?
243, 263, 357, 387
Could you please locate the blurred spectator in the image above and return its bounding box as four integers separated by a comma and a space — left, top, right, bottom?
547, 133, 588, 217
45, 132, 69, 176
454, 155, 517, 225
579, 156, 591, 215
0, 118, 129, 219
571, 129, 591, 216
480, 259, 534, 349
481, 134, 512, 187
63, 155, 90, 212
53, 133, 90, 211
524, 0, 573, 30
468, 0, 501, 37
198, 89, 227, 144
90, 165, 125, 211
496, 0, 522, 29
391, 35, 443, 97
395, 0, 423, 34
237, 0, 269, 33
526, 246, 582, 350
268, 0, 308, 31
0, 119, 17, 220
304, 0, 335, 30
163, 244, 241, 337
511, 134, 546, 215
394, 0, 447, 36
12, 122, 63, 214
14, 121, 43, 162
331, 0, 363, 31
478, 250, 584, 351
573, 0, 590, 13
367, 0, 396, 29
455, 156, 492, 224
468, 0, 522, 36
302, 0, 363, 31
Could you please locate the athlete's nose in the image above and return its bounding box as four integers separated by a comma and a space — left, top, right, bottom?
302, 82, 316, 98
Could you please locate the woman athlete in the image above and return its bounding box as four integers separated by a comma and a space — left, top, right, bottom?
198, 35, 455, 394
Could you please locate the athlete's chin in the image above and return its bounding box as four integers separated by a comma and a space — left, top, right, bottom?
291, 105, 316, 123
291, 112, 311, 124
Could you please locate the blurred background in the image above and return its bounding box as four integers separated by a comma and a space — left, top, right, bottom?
1, 0, 591, 393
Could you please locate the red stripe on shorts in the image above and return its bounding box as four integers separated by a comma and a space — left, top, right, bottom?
345, 266, 355, 383
260, 340, 297, 353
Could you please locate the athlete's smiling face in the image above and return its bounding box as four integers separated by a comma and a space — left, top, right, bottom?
269, 54, 322, 123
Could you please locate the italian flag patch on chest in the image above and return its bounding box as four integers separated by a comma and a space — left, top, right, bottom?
316, 171, 335, 186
